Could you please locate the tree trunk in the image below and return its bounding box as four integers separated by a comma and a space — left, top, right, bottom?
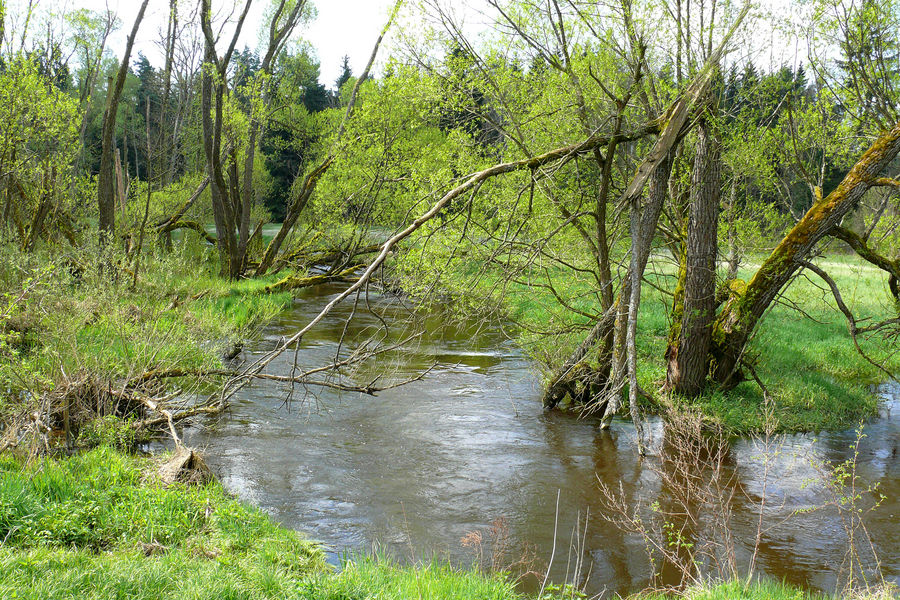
711, 119, 900, 386
725, 175, 740, 282
598, 150, 674, 423
666, 117, 721, 396
200, 52, 234, 276
98, 0, 149, 267
238, 123, 258, 273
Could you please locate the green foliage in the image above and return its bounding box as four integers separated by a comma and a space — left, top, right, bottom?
0, 241, 290, 418
76, 415, 136, 449
313, 64, 484, 231
0, 56, 81, 247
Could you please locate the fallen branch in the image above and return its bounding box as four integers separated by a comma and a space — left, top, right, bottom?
252, 364, 437, 396
224, 123, 661, 404
132, 403, 223, 432
799, 260, 898, 383
160, 219, 216, 244
264, 264, 363, 294
136, 389, 184, 445
154, 176, 210, 229
134, 367, 232, 384
276, 242, 381, 271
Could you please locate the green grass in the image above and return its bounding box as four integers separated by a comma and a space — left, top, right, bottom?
0, 240, 294, 429
0, 447, 327, 599
641, 579, 897, 600
0, 448, 521, 600
297, 556, 524, 600
681, 254, 898, 431
414, 247, 898, 432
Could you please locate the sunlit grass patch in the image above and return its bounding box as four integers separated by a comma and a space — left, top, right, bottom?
297, 555, 524, 600
0, 447, 327, 600
427, 249, 898, 432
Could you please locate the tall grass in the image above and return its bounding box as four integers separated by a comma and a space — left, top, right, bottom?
0, 239, 293, 433
642, 579, 897, 600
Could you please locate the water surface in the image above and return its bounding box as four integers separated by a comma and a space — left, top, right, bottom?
177, 284, 899, 596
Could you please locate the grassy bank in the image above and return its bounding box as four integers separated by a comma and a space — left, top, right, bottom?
1, 448, 894, 600
644, 580, 896, 600
0, 238, 294, 444
629, 254, 900, 431
0, 448, 520, 600
416, 251, 899, 432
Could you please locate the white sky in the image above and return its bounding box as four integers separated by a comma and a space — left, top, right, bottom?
63, 0, 416, 87
33, 0, 805, 86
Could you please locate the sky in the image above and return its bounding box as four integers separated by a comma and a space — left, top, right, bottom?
67, 0, 414, 87
38, 0, 805, 87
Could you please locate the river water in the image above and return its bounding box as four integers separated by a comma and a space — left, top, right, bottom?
176, 284, 899, 597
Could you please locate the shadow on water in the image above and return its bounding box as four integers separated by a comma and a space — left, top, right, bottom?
169, 284, 899, 597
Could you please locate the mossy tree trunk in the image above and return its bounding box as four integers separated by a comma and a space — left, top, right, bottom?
710, 119, 900, 387
666, 116, 721, 395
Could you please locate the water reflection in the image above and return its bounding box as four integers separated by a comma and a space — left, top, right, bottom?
173, 285, 898, 597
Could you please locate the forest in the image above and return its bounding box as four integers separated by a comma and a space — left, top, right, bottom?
0, 0, 898, 598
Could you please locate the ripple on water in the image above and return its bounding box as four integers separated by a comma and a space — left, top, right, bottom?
174, 292, 899, 598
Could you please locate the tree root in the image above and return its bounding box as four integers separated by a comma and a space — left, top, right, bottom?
152, 444, 214, 486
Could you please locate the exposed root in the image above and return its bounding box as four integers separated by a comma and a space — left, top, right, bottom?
152, 445, 214, 486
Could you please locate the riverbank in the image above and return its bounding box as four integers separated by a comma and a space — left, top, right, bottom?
0, 242, 896, 598
0, 447, 516, 599
411, 252, 899, 432
0, 240, 294, 449
2, 236, 894, 448
1, 447, 894, 599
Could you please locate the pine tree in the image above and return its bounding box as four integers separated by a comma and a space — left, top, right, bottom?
335, 54, 352, 91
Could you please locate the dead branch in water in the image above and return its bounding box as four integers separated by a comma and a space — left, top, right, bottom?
263, 264, 362, 294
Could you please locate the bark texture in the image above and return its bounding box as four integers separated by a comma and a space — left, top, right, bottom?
667, 118, 721, 396
598, 150, 674, 423
98, 0, 149, 258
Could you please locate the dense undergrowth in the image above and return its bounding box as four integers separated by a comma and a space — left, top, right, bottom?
0, 236, 293, 444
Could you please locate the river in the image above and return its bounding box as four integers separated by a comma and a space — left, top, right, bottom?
173, 283, 899, 597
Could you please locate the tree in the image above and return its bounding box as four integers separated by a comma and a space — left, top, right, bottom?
0, 58, 80, 247
98, 0, 149, 269
335, 54, 352, 91
199, 0, 309, 278
665, 110, 722, 396
254, 0, 403, 276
